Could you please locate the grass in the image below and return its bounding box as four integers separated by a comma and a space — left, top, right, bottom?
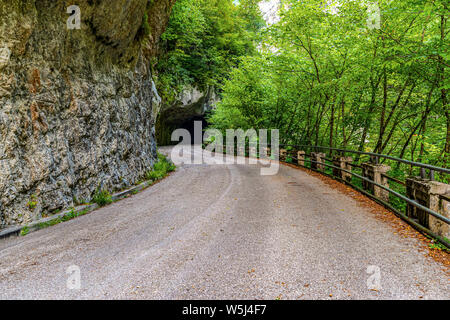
27, 195, 37, 210
141, 12, 151, 36
146, 153, 176, 182
427, 236, 450, 252
20, 226, 29, 236
92, 189, 113, 207
36, 208, 90, 230
429, 242, 449, 251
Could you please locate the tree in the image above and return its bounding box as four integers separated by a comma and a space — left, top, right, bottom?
156, 0, 265, 103
209, 0, 449, 169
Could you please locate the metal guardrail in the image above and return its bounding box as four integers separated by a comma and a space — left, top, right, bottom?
302, 157, 450, 224
279, 144, 450, 175
382, 174, 406, 186
218, 143, 450, 249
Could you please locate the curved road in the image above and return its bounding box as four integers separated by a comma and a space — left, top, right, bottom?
0, 147, 448, 299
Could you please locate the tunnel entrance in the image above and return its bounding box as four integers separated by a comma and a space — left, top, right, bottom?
155, 86, 219, 146
156, 114, 209, 146
179, 116, 208, 145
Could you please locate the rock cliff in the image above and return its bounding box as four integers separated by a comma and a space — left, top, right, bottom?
156, 86, 219, 145
0, 0, 175, 227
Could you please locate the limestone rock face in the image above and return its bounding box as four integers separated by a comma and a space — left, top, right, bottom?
162, 86, 218, 123
0, 0, 173, 227
144, 0, 177, 58
156, 86, 219, 145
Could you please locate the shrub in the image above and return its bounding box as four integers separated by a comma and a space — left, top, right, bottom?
27, 195, 38, 210
146, 170, 165, 181
146, 153, 176, 182
20, 226, 29, 236
141, 12, 151, 36
92, 189, 113, 207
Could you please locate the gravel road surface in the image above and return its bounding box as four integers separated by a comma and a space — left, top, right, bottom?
0, 147, 448, 299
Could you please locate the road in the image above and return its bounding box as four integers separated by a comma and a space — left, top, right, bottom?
0, 147, 448, 299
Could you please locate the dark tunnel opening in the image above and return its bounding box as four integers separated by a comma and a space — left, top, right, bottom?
156, 114, 209, 146
178, 116, 208, 145
155, 86, 218, 146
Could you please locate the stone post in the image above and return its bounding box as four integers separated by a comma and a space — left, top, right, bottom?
297, 151, 305, 166
226, 145, 235, 156
333, 156, 353, 182
214, 144, 223, 154
361, 163, 391, 202
280, 149, 287, 162
287, 149, 297, 163
311, 152, 326, 171
406, 178, 450, 239
261, 147, 271, 159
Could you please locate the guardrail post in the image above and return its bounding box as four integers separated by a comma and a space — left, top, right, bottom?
226, 144, 235, 156
249, 146, 257, 158
406, 178, 450, 238
237, 146, 245, 157
311, 152, 325, 171
333, 156, 353, 183
297, 151, 305, 166
362, 163, 391, 202
260, 147, 271, 159
280, 149, 287, 162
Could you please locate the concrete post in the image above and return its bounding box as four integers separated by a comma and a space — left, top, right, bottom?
261, 147, 271, 159
311, 152, 326, 171
333, 156, 353, 182
361, 163, 391, 202
280, 149, 287, 162
214, 144, 223, 154
406, 178, 450, 238
297, 151, 305, 166
288, 149, 295, 159
226, 145, 235, 156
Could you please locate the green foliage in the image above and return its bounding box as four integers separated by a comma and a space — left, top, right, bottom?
61, 208, 89, 222
37, 219, 60, 229
27, 195, 37, 210
428, 236, 450, 251
141, 12, 151, 37
146, 153, 176, 182
20, 226, 29, 236
27, 200, 37, 210
147, 170, 165, 181
429, 241, 449, 251
136, 10, 151, 42
209, 0, 449, 170
36, 209, 90, 231
156, 0, 265, 101
92, 189, 113, 207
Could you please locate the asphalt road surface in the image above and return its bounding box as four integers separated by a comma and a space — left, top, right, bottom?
0, 147, 448, 299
